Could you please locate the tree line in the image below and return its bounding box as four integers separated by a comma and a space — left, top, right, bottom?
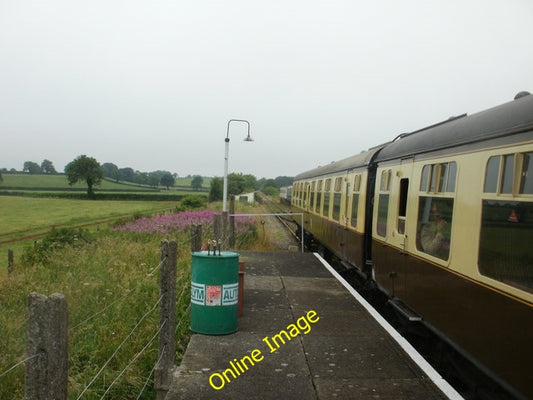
1, 156, 293, 199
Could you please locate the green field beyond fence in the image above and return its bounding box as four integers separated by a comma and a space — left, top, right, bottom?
0, 196, 179, 271
0, 173, 210, 200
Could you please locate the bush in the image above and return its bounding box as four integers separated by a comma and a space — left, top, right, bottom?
179, 194, 207, 210
22, 227, 94, 265
262, 186, 279, 196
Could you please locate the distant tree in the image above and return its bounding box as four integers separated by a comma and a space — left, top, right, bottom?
191, 175, 204, 191
23, 161, 42, 174
275, 176, 294, 187
64, 155, 103, 197
261, 179, 278, 189
227, 173, 257, 195
160, 173, 175, 189
40, 159, 57, 174
101, 163, 120, 182
0, 172, 3, 183
119, 167, 135, 182
148, 172, 160, 188
133, 171, 149, 185
209, 177, 223, 202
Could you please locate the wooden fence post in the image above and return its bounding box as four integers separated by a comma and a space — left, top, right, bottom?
229, 195, 236, 248
191, 224, 203, 252
25, 293, 68, 400
8, 249, 14, 274
155, 240, 177, 400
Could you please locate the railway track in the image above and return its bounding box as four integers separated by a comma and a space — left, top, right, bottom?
255, 193, 301, 247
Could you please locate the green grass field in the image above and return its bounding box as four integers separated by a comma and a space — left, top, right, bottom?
0, 196, 179, 272
0, 229, 192, 399
0, 173, 210, 191
0, 195, 264, 398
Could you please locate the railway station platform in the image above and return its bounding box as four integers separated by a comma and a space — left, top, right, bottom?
165, 251, 460, 400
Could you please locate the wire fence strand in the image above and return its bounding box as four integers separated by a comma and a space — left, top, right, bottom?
0, 353, 41, 379
136, 345, 166, 400
70, 255, 168, 331
76, 294, 165, 400
100, 319, 168, 399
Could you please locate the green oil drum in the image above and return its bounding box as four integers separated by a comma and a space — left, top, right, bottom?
190, 251, 239, 335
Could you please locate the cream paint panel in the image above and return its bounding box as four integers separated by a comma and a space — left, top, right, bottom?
410, 144, 533, 304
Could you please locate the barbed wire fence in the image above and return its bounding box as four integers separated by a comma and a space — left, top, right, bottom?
0, 217, 211, 400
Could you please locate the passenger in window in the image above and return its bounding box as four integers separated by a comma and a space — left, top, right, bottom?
420, 204, 450, 259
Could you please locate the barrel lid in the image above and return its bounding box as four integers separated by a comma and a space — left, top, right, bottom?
192, 251, 239, 259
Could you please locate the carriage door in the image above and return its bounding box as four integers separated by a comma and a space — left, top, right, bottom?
386, 158, 413, 297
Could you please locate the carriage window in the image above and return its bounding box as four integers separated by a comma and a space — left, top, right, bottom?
309, 181, 316, 209
332, 177, 342, 220
420, 162, 457, 193
501, 154, 514, 194
484, 156, 500, 193
333, 193, 342, 221
429, 165, 438, 192
380, 170, 391, 191
334, 177, 342, 191
323, 179, 331, 217
350, 174, 361, 228
316, 180, 322, 213
377, 194, 389, 237
398, 178, 409, 234
353, 174, 361, 192
479, 200, 533, 293
420, 165, 430, 191
438, 162, 457, 192
520, 153, 533, 194
416, 197, 454, 260
351, 194, 359, 228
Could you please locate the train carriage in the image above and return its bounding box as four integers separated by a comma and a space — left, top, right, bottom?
290, 92, 533, 399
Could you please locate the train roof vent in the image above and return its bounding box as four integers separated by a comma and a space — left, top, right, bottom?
514, 91, 530, 100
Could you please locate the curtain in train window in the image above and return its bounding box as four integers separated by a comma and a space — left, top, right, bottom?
478, 200, 533, 293
416, 197, 454, 260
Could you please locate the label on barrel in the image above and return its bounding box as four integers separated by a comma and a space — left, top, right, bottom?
222, 283, 239, 306
191, 282, 205, 305
191, 282, 238, 306
206, 285, 222, 306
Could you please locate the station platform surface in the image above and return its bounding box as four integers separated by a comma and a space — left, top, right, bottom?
165, 251, 458, 400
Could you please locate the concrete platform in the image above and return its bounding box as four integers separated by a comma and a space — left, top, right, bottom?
165, 251, 457, 400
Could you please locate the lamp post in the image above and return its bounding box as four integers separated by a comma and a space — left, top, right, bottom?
223, 119, 253, 212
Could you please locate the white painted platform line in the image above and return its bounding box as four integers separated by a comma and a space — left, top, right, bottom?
313, 252, 464, 400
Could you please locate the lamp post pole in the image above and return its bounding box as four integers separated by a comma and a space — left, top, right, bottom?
223, 119, 253, 212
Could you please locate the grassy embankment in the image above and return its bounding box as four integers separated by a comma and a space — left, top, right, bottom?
0, 194, 266, 399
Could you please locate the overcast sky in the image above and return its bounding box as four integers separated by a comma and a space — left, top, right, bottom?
1, 0, 532, 179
